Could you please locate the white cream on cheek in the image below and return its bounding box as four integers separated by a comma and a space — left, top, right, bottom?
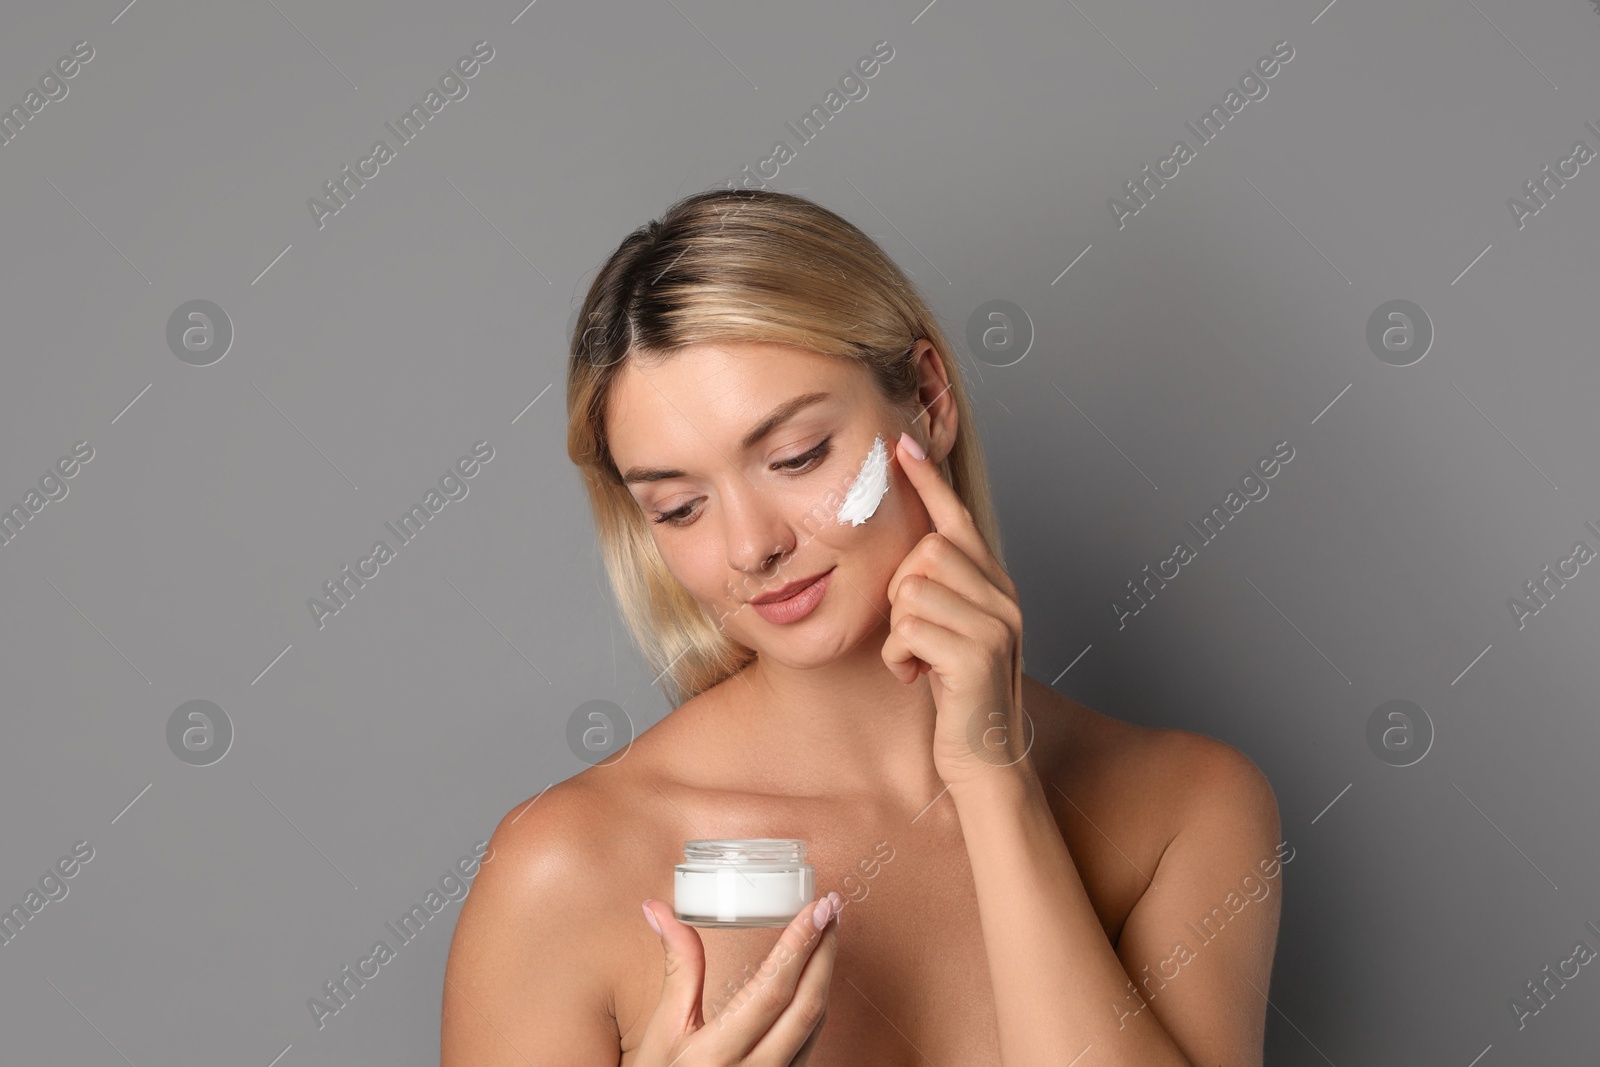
835, 433, 890, 526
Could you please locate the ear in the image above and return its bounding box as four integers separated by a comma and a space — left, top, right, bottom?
908, 340, 959, 466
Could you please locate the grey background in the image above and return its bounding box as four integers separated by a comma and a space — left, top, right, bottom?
2, 0, 1597, 1063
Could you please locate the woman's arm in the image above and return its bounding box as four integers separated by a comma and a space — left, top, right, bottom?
880, 434, 1283, 1063
442, 788, 619, 1065
951, 735, 1283, 1067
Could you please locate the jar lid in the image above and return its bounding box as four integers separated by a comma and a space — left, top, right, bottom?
681, 838, 808, 864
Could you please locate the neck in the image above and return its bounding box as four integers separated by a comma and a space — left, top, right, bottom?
729, 625, 948, 814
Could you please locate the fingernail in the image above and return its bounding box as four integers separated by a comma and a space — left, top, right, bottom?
811, 895, 834, 930
898, 431, 925, 462
641, 900, 663, 936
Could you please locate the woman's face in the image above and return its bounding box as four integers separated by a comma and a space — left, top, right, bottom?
605, 341, 937, 667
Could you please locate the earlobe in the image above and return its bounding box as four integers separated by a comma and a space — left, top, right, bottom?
909, 410, 936, 457
914, 394, 956, 468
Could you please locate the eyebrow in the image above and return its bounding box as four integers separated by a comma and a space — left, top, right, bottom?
620, 391, 833, 486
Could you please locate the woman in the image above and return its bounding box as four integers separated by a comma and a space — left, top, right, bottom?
441, 188, 1285, 1065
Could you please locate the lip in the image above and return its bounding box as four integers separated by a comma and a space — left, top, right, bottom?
748, 567, 834, 625
749, 568, 834, 605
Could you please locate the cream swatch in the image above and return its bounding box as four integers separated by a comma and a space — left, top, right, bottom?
836, 434, 889, 526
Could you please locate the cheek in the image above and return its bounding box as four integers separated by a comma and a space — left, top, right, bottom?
813, 474, 921, 571
833, 458, 918, 538
656, 534, 733, 603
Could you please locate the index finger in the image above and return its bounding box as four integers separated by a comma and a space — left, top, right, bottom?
894, 432, 1011, 593
710, 893, 839, 1053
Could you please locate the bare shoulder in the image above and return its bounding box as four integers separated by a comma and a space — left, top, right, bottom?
476, 772, 631, 905
442, 772, 637, 1065
459, 702, 696, 922
1048, 692, 1288, 1064
1023, 674, 1279, 843
1136, 721, 1280, 834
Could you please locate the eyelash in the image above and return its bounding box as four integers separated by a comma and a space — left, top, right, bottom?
650, 436, 834, 527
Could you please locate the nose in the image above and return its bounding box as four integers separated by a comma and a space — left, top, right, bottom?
722, 479, 797, 578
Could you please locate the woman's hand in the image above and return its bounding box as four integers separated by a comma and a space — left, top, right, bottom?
634, 891, 843, 1066
881, 431, 1032, 791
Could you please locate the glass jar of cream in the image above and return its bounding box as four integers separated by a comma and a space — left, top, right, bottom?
673, 839, 815, 928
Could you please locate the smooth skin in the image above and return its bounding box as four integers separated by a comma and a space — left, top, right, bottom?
441, 340, 1283, 1065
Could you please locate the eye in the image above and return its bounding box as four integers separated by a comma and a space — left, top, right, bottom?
651, 501, 696, 527
773, 435, 832, 473
649, 436, 833, 528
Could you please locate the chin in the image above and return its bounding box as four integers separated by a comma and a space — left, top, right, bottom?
752, 631, 858, 670
743, 596, 891, 668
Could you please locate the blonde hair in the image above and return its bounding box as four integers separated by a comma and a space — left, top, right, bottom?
566, 187, 1004, 707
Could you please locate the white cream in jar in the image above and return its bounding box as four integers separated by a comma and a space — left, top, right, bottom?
673, 839, 815, 928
